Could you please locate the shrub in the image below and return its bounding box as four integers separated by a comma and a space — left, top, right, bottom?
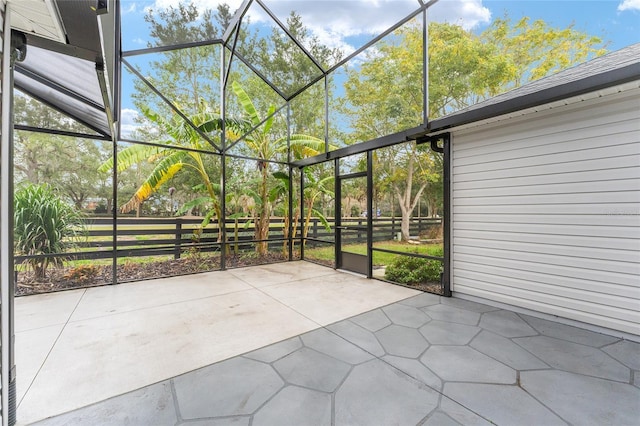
63, 265, 99, 283
14, 184, 85, 278
385, 247, 444, 285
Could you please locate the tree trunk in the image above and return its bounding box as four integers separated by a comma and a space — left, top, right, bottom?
256, 164, 270, 256
400, 213, 411, 242
394, 154, 428, 242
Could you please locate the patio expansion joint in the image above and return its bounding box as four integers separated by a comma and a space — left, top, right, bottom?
65, 285, 262, 324
169, 378, 183, 425
17, 288, 89, 409
241, 281, 326, 329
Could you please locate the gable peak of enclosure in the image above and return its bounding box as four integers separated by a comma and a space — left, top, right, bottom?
122, 0, 433, 103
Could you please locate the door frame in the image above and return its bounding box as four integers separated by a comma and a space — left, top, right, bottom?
334, 152, 373, 276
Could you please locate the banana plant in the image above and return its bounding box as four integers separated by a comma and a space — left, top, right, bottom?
99, 104, 248, 240
231, 81, 326, 256
271, 168, 334, 255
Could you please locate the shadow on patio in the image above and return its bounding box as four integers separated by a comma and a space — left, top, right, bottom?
16, 261, 640, 425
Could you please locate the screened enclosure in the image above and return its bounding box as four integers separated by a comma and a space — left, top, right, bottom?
10, 0, 508, 298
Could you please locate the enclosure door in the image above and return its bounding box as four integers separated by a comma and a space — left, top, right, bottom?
336, 172, 371, 276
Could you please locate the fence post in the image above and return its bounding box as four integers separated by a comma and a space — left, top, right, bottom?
313, 218, 318, 239
174, 218, 182, 259
391, 216, 396, 240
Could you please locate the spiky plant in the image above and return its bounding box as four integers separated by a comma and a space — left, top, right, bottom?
14, 184, 85, 278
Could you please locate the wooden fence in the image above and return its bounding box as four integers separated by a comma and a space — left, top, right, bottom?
15, 216, 441, 263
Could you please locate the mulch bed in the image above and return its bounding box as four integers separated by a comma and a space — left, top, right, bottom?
15, 252, 290, 297
16, 253, 442, 297
406, 281, 444, 295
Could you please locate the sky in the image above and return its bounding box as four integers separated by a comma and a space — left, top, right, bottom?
118, 0, 640, 133
120, 0, 640, 52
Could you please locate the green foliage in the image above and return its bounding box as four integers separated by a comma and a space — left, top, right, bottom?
230, 81, 326, 255
14, 184, 85, 278
384, 247, 444, 285
482, 15, 606, 88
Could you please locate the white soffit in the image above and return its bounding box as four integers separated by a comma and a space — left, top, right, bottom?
9, 0, 65, 43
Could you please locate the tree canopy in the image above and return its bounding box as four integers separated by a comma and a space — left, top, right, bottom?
339, 15, 606, 240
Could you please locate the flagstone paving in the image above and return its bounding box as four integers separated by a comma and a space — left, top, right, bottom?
33, 291, 640, 426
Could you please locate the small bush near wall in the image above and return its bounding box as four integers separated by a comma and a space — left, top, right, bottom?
384, 247, 443, 285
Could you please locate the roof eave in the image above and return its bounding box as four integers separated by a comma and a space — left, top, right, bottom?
428, 62, 640, 134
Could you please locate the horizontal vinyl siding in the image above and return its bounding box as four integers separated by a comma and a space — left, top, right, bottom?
451, 87, 640, 335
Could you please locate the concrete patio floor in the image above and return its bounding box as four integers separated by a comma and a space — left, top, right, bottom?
15, 261, 420, 424
16, 261, 640, 425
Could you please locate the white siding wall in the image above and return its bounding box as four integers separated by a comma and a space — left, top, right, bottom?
451, 86, 640, 335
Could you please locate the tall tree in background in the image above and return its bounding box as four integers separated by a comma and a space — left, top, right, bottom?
482, 16, 607, 89
131, 3, 234, 124
342, 16, 605, 241
13, 95, 112, 210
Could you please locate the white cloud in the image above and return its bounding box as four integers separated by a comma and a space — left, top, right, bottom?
148, 0, 492, 55
618, 0, 640, 11
428, 0, 491, 30
119, 108, 140, 138
120, 1, 138, 14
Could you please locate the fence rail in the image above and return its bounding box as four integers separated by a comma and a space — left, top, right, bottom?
15, 216, 442, 263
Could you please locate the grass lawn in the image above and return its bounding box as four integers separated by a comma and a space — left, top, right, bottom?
304, 240, 443, 266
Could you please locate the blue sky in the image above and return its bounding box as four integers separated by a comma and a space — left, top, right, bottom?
121, 0, 639, 52
119, 0, 640, 133
479, 0, 639, 51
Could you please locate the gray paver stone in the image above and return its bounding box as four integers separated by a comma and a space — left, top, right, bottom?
519, 314, 620, 347
335, 359, 438, 426
421, 304, 481, 325
173, 357, 283, 418
274, 347, 351, 392
32, 381, 177, 426
515, 336, 630, 382
349, 308, 392, 332
301, 328, 374, 364
252, 386, 331, 426
421, 346, 515, 384
479, 310, 538, 338
383, 355, 442, 390
419, 320, 480, 345
602, 340, 640, 370
376, 324, 430, 357
521, 370, 640, 426
382, 303, 431, 327
399, 293, 441, 308
438, 397, 493, 426
470, 330, 548, 370
443, 383, 567, 426
244, 337, 302, 363
422, 411, 462, 426
327, 320, 385, 356
439, 297, 499, 313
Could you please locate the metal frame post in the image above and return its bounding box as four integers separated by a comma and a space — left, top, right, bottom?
442, 133, 451, 296
366, 151, 373, 278
1, 12, 17, 426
